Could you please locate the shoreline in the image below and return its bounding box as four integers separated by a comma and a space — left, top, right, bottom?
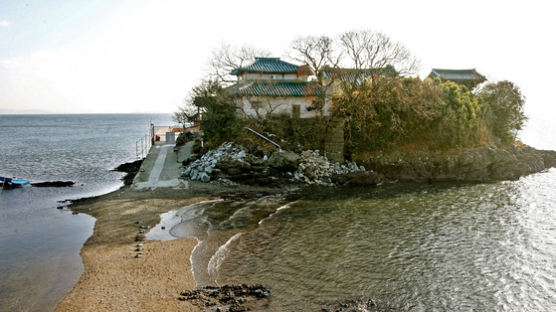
56, 184, 209, 311
55, 141, 556, 311
56, 171, 288, 311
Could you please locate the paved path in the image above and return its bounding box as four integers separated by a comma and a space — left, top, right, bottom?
132, 141, 193, 190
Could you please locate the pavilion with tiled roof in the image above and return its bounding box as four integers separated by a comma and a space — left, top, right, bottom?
427, 68, 486, 88
228, 57, 320, 118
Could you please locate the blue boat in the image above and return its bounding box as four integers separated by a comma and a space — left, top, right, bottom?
0, 176, 30, 189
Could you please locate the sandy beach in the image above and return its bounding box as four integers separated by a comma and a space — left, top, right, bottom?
53, 159, 283, 311
54, 186, 209, 311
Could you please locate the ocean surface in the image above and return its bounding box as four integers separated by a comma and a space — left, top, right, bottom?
1, 113, 555, 311
0, 114, 173, 312
164, 117, 555, 311
176, 177, 556, 311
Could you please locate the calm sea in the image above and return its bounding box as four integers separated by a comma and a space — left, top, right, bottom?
167, 118, 556, 311
1, 114, 555, 312
0, 114, 172, 312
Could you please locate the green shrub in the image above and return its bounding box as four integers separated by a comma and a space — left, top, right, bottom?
332, 76, 488, 154
477, 81, 526, 144
190, 80, 242, 147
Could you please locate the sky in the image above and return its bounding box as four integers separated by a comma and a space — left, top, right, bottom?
1, 0, 555, 145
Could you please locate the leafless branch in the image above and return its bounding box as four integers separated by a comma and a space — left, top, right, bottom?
208, 42, 271, 85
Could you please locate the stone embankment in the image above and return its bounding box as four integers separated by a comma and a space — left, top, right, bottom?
180, 142, 376, 186
359, 144, 556, 182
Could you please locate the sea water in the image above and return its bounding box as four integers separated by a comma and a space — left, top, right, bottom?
164, 118, 556, 311
172, 174, 556, 311
0, 114, 172, 312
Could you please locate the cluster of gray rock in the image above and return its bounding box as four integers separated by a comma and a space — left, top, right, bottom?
181, 143, 369, 186
292, 150, 366, 186
182, 142, 247, 183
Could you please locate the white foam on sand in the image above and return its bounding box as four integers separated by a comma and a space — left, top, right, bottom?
145, 209, 181, 241
146, 199, 223, 241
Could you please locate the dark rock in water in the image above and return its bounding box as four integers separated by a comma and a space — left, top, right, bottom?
178, 284, 270, 311
322, 297, 397, 312
32, 181, 75, 187
332, 171, 384, 186
56, 206, 64, 210
113, 159, 143, 185
114, 159, 143, 173
71, 211, 78, 215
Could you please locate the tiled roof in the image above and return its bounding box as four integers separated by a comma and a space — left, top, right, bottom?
227, 81, 320, 97
429, 69, 485, 82
230, 57, 300, 75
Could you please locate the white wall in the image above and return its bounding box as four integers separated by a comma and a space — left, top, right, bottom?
236, 96, 331, 118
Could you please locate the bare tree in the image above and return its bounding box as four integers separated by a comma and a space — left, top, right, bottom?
290, 35, 342, 114
173, 102, 199, 130
208, 42, 271, 85
339, 30, 419, 75
339, 30, 420, 76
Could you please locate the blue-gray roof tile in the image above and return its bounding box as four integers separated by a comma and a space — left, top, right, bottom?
231, 57, 299, 75
227, 81, 320, 97
429, 68, 485, 82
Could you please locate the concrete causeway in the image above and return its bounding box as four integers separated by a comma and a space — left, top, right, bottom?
132, 141, 193, 190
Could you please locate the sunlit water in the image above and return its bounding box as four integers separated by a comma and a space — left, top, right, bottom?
0, 114, 172, 312
168, 172, 556, 311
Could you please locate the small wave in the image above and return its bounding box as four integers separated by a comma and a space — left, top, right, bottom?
207, 233, 243, 280
258, 201, 295, 225
190, 236, 202, 288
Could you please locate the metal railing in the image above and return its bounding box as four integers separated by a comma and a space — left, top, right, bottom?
134, 124, 187, 159
136, 133, 151, 159
244, 127, 282, 150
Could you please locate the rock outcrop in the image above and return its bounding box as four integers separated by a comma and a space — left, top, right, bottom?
31, 181, 75, 187
360, 144, 556, 182
178, 284, 270, 311
113, 159, 143, 185
181, 142, 555, 186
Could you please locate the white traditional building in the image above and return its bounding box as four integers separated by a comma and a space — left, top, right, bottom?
228, 57, 324, 118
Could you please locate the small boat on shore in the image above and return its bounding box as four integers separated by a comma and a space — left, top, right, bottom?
0, 176, 30, 189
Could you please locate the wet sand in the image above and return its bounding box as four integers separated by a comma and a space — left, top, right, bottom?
56, 240, 198, 311
54, 187, 209, 312
55, 181, 282, 311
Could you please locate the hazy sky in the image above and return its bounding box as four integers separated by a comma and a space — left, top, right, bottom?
1, 0, 555, 134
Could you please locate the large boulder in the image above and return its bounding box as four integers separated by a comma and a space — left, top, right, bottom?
215, 158, 253, 176
267, 150, 301, 171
